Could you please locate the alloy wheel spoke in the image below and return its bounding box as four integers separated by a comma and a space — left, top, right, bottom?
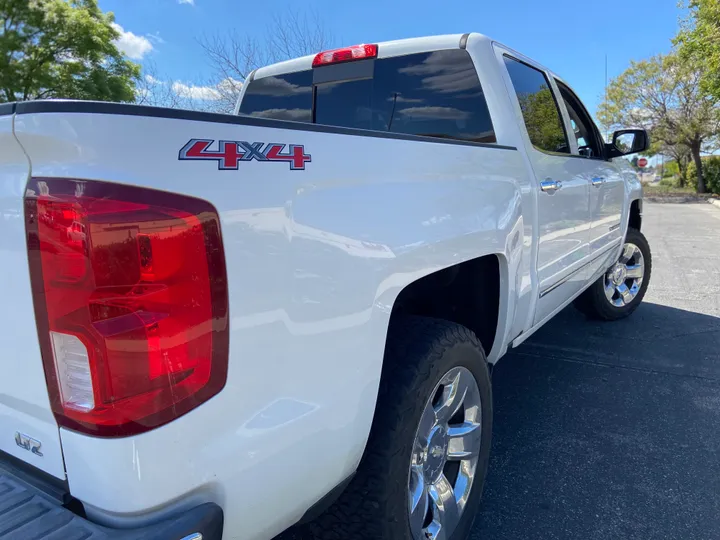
625, 264, 643, 279
409, 467, 428, 534
435, 369, 472, 425
415, 401, 438, 452
447, 421, 482, 460
604, 279, 616, 301
616, 283, 633, 305
428, 474, 460, 538
620, 243, 635, 263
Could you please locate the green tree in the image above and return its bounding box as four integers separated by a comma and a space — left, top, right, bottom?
663, 160, 681, 179
676, 0, 720, 100
0, 0, 139, 103
646, 141, 692, 186
688, 155, 720, 194
598, 54, 719, 193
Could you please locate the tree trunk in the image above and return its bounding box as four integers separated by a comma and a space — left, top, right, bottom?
677, 159, 687, 187
691, 143, 706, 194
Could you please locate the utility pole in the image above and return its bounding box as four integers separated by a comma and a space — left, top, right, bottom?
605, 54, 609, 142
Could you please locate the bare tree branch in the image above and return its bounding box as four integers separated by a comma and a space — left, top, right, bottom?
135, 62, 191, 109
197, 9, 333, 114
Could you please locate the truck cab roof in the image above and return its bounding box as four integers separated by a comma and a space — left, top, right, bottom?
253, 33, 482, 79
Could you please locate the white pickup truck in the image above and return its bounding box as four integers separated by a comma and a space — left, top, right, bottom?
0, 33, 651, 540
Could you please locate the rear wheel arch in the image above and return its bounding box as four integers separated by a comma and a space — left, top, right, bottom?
351, 253, 505, 494
387, 254, 505, 361
299, 256, 507, 536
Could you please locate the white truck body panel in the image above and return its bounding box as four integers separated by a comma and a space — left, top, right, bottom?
0, 115, 66, 479
0, 32, 643, 540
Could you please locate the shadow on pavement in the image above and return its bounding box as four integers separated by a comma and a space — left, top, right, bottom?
474, 302, 720, 539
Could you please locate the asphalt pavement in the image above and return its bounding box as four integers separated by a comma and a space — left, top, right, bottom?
280, 201, 720, 540
474, 201, 720, 540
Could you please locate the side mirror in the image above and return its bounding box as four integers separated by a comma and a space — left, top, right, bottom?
606, 129, 649, 158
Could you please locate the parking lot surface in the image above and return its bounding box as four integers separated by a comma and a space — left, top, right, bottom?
475, 202, 720, 539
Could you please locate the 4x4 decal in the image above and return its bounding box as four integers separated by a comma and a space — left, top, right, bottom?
179, 139, 311, 170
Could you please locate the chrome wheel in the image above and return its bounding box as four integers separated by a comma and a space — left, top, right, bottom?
604, 242, 645, 307
408, 367, 482, 540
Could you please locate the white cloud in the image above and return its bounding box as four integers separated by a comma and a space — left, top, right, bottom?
388, 96, 423, 104
399, 106, 470, 121
399, 51, 480, 94
147, 32, 165, 45
178, 0, 195, 4
172, 82, 221, 101
145, 74, 162, 85
217, 78, 243, 93
250, 76, 311, 96
112, 23, 153, 60
172, 78, 242, 101
249, 108, 311, 121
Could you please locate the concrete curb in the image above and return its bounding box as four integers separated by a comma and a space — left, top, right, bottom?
709, 198, 720, 209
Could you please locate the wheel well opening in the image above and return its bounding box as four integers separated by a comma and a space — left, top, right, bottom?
629, 199, 642, 231
389, 255, 500, 356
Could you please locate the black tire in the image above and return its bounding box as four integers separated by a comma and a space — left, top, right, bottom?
301, 317, 493, 540
574, 227, 652, 321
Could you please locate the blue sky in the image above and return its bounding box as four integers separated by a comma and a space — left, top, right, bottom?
101, 0, 684, 117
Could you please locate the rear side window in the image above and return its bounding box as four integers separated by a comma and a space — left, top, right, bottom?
503, 56, 569, 154
240, 49, 496, 144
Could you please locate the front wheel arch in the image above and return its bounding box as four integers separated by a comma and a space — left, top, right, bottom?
628, 198, 642, 232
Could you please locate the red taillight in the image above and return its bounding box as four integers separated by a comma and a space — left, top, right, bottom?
25, 178, 229, 437
312, 44, 378, 67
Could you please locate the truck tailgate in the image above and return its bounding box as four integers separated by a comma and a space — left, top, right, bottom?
0, 112, 65, 479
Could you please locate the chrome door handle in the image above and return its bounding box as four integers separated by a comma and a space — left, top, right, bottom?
591, 177, 606, 187
540, 179, 562, 194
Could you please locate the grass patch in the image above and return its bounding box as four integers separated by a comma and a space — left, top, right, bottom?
644, 183, 698, 196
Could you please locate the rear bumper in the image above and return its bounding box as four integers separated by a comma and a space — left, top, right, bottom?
0, 453, 223, 539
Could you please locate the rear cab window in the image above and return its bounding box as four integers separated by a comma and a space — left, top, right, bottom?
238, 71, 313, 122
239, 49, 496, 144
